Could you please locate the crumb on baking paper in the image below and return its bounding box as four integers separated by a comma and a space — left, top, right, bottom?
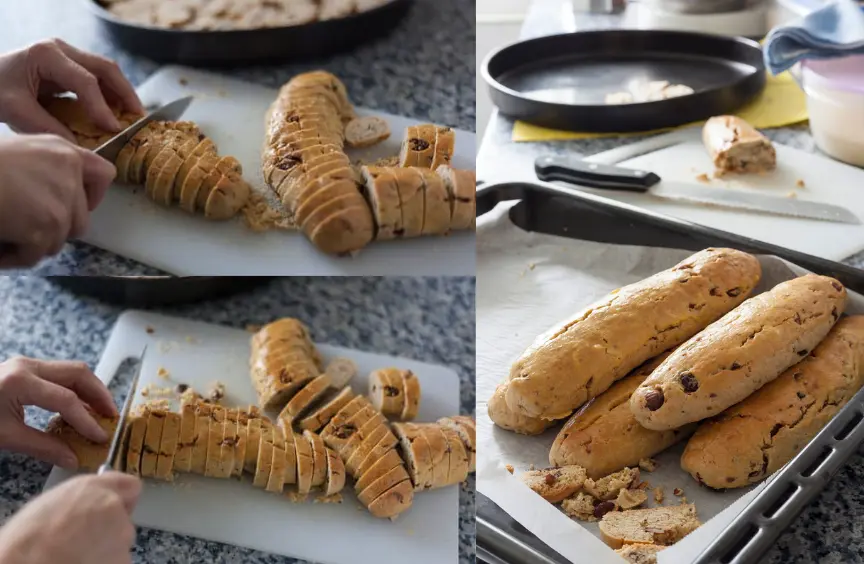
673, 488, 684, 497
157, 367, 170, 379
695, 173, 710, 183
178, 77, 188, 86
506, 464, 514, 474
680, 496, 688, 504
529, 464, 535, 471
636, 481, 650, 490
146, 326, 155, 334
786, 191, 798, 199
638, 458, 657, 472
314, 493, 343, 504
208, 381, 226, 403
796, 179, 805, 188
653, 486, 664, 504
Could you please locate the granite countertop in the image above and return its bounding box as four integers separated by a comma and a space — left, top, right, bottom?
0, 0, 474, 276
0, 276, 476, 564
478, 1, 864, 563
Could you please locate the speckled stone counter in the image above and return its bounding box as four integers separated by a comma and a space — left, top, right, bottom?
477, 1, 864, 562
0, 276, 476, 563
0, 0, 474, 276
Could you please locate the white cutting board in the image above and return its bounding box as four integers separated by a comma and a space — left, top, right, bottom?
43, 311, 460, 564
582, 129, 864, 261
0, 66, 475, 275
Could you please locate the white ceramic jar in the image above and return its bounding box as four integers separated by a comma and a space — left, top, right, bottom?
801, 55, 864, 167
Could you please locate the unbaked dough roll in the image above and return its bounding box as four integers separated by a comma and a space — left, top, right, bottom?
632, 274, 847, 431
549, 352, 697, 479
249, 318, 323, 411
506, 248, 762, 420
681, 315, 864, 488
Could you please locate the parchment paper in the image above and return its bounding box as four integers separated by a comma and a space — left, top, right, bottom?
476, 203, 864, 564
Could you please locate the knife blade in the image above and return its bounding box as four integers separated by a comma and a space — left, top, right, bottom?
98, 345, 147, 475
94, 96, 194, 163
535, 155, 861, 225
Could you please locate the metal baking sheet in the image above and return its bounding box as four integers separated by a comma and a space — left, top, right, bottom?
476, 181, 864, 564
481, 29, 765, 132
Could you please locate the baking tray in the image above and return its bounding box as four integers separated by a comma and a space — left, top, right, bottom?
480, 30, 765, 132
476, 180, 864, 564
88, 0, 413, 66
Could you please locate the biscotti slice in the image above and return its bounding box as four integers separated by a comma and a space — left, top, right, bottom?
325, 358, 357, 388
278, 373, 332, 429
283, 428, 298, 485
615, 544, 664, 564
324, 447, 346, 496
355, 448, 403, 493
124, 413, 149, 476
367, 479, 414, 520
345, 424, 392, 475
631, 274, 847, 431
303, 430, 328, 488
244, 416, 263, 473
703, 116, 776, 175
190, 403, 212, 475
431, 126, 456, 170
216, 410, 239, 478
550, 353, 696, 479
174, 138, 216, 196
232, 409, 253, 478
360, 166, 403, 241
355, 428, 400, 478
141, 409, 167, 478
489, 381, 555, 435
520, 465, 588, 503
399, 125, 436, 168
331, 411, 388, 459
204, 407, 228, 478
682, 315, 864, 488
400, 370, 421, 421
392, 422, 434, 490
173, 402, 197, 473
390, 167, 424, 238
438, 416, 476, 473
253, 434, 275, 489
150, 149, 184, 206
440, 425, 471, 486
300, 387, 355, 432
345, 116, 390, 148
358, 464, 411, 506
45, 412, 118, 472
369, 368, 405, 417
507, 248, 762, 420
307, 205, 376, 256
294, 432, 314, 495
584, 467, 641, 501
266, 441, 288, 494
561, 492, 601, 522
417, 169, 451, 236
155, 411, 181, 481
320, 395, 370, 437
436, 165, 476, 231
599, 504, 700, 549
204, 171, 251, 221
250, 318, 323, 412
421, 423, 450, 489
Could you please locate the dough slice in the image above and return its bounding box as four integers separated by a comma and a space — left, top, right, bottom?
293, 431, 314, 495
141, 409, 167, 479
307, 205, 376, 256
417, 169, 450, 235
520, 465, 588, 503
124, 412, 148, 476
217, 409, 240, 478
324, 446, 346, 496
440, 425, 470, 486
173, 403, 197, 473
44, 413, 117, 472
436, 166, 476, 231
127, 123, 166, 183
175, 139, 215, 198
391, 167, 424, 237
354, 426, 399, 478
354, 448, 403, 493
399, 126, 429, 167
204, 171, 251, 220
151, 149, 184, 206
345, 116, 390, 148
293, 171, 359, 226
155, 411, 181, 481
278, 373, 332, 429
345, 423, 391, 475
253, 432, 274, 488
421, 424, 449, 489
283, 429, 297, 485
367, 479, 414, 520
180, 151, 219, 213
115, 133, 147, 184
358, 465, 411, 506
400, 370, 421, 421
320, 395, 370, 437
190, 403, 212, 475
196, 156, 242, 212
438, 416, 475, 473
299, 387, 356, 432
599, 504, 700, 549
325, 358, 357, 389
204, 406, 227, 478
360, 166, 403, 241
324, 408, 386, 456
430, 126, 456, 170
303, 430, 328, 488
266, 441, 287, 494
392, 422, 434, 490
244, 416, 263, 473
369, 368, 404, 417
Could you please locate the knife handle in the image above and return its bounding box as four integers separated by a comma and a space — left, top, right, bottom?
535, 155, 661, 193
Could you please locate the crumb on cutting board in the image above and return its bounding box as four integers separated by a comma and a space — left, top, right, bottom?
242, 191, 297, 233
786, 191, 798, 199
157, 367, 170, 379
653, 486, 664, 504
179, 77, 188, 86
796, 179, 806, 188
146, 326, 155, 334
695, 173, 710, 183
636, 481, 650, 490
246, 324, 262, 333
207, 381, 226, 403
143, 398, 171, 410
314, 493, 343, 504
673, 488, 684, 497
528, 262, 536, 271
506, 464, 514, 474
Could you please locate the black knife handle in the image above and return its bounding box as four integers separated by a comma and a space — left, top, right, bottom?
535, 155, 661, 193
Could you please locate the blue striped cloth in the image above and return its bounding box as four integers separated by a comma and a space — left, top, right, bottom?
764, 0, 864, 74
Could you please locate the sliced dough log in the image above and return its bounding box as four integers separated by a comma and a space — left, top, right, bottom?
369, 368, 406, 417
299, 387, 356, 433
431, 126, 456, 170
294, 172, 359, 228
309, 205, 376, 256
303, 430, 328, 488
249, 318, 322, 412
331, 410, 388, 458
360, 166, 404, 241
400, 370, 421, 421
320, 395, 370, 438
392, 422, 434, 491
436, 166, 476, 231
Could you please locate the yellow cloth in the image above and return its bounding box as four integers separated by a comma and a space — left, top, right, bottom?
511, 71, 809, 142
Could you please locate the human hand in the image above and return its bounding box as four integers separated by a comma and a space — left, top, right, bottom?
0, 38, 143, 141
0, 356, 117, 468
0, 134, 115, 268
0, 472, 140, 564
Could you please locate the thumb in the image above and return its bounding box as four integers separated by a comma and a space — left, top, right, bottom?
3, 425, 78, 469
77, 147, 116, 210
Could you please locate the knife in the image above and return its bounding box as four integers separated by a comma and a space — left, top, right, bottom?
94, 96, 194, 163
98, 345, 147, 475
535, 155, 861, 225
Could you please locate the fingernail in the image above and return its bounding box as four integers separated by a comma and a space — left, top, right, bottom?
61, 454, 78, 470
